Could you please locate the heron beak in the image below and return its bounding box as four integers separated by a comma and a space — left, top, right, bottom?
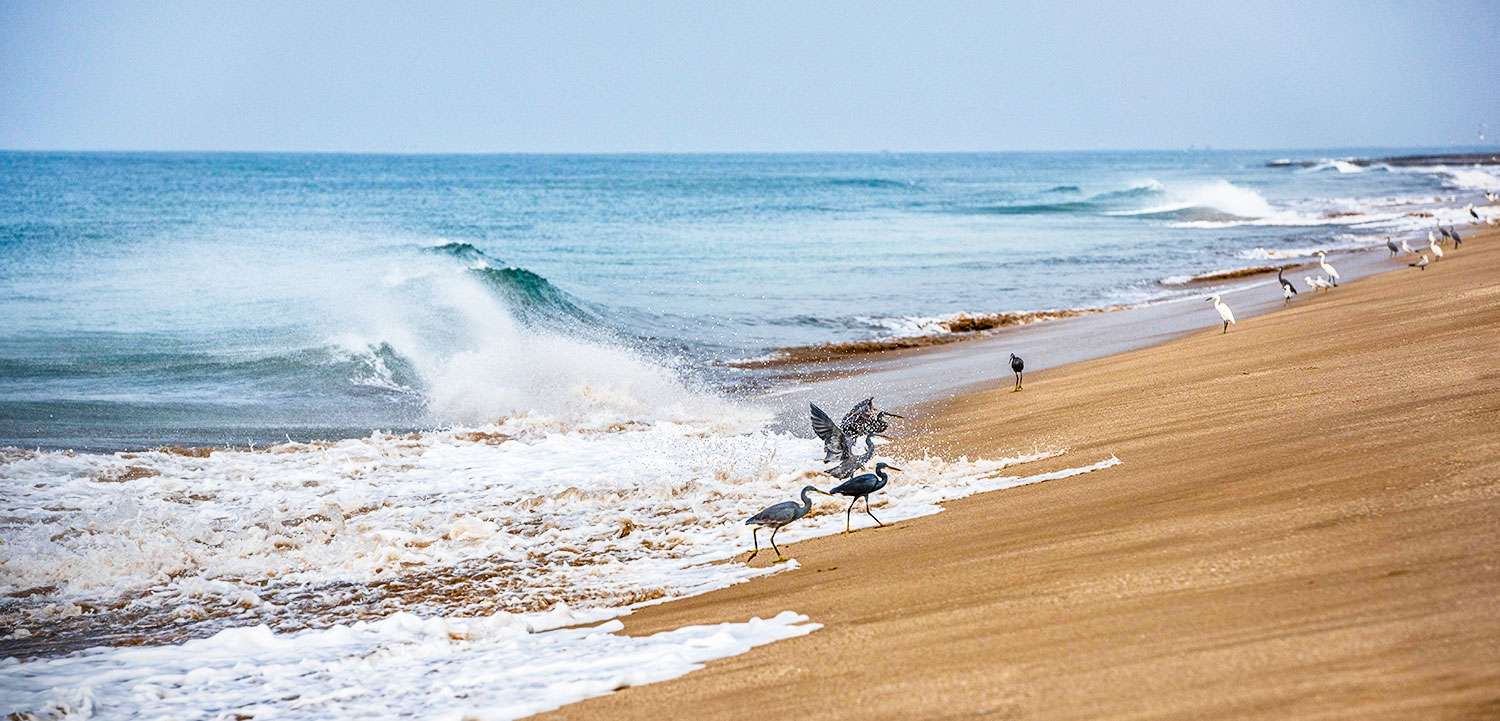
883, 412, 905, 419
886, 466, 904, 473
873, 434, 894, 441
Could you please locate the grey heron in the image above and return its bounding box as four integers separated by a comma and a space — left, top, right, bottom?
1451, 228, 1463, 249
1277, 268, 1298, 304
1316, 251, 1341, 286
825, 433, 884, 480
1470, 204, 1481, 222
1409, 254, 1430, 270
745, 485, 827, 562
1386, 237, 1400, 257
1009, 353, 1024, 391
828, 462, 902, 534
1206, 294, 1235, 333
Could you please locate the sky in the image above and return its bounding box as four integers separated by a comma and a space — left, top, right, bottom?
1, 1, 1497, 153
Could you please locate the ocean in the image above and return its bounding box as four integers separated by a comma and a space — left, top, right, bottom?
1, 148, 1496, 718
2, 149, 1497, 449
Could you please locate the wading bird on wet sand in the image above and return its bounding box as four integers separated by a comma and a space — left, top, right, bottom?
1316, 251, 1341, 286
1207, 294, 1235, 333
745, 485, 828, 562
1386, 237, 1400, 257
1430, 234, 1445, 261
1009, 353, 1025, 391
1277, 268, 1298, 304
828, 462, 902, 534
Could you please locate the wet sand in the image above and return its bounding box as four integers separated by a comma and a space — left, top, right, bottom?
540, 226, 1500, 720
752, 244, 1408, 435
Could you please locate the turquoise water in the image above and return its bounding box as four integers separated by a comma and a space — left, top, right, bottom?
2, 149, 1495, 448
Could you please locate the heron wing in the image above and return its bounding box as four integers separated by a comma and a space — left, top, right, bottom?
809, 403, 839, 441
747, 501, 798, 525
831, 474, 877, 496
810, 403, 848, 461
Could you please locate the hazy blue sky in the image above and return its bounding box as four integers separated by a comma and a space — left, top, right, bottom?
2, 1, 1496, 152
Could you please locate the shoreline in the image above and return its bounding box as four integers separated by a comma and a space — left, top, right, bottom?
538, 223, 1500, 720
747, 238, 1421, 434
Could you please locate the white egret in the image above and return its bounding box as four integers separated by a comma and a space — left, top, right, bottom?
1429, 234, 1445, 260
1316, 251, 1341, 286
1206, 294, 1235, 333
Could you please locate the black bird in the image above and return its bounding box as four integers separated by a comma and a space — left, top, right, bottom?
1452, 228, 1463, 249
1386, 237, 1400, 257
1009, 353, 1025, 392
828, 462, 901, 533
1277, 268, 1298, 304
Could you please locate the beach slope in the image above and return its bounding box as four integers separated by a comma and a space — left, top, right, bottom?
543, 228, 1500, 721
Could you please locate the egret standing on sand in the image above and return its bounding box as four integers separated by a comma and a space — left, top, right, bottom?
1009, 353, 1025, 391
828, 462, 901, 533
1277, 268, 1298, 304
1316, 251, 1340, 286
1409, 254, 1430, 271
1206, 294, 1235, 333
745, 485, 827, 562
1429, 233, 1445, 260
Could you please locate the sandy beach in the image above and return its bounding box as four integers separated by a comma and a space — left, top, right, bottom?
542, 226, 1500, 721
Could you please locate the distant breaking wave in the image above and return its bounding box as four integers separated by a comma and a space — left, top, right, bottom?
966, 180, 1167, 215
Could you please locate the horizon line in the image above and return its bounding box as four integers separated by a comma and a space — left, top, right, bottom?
2, 143, 1496, 158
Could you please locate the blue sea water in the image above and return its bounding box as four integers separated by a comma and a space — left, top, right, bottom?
1, 149, 1496, 448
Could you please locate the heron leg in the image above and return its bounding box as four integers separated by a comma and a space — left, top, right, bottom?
1222, 321, 1229, 334
845, 497, 857, 534
769, 527, 783, 559
1018, 371, 1023, 390
746, 527, 760, 562
864, 496, 884, 527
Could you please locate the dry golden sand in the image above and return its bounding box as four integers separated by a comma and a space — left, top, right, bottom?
541, 229, 1500, 721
